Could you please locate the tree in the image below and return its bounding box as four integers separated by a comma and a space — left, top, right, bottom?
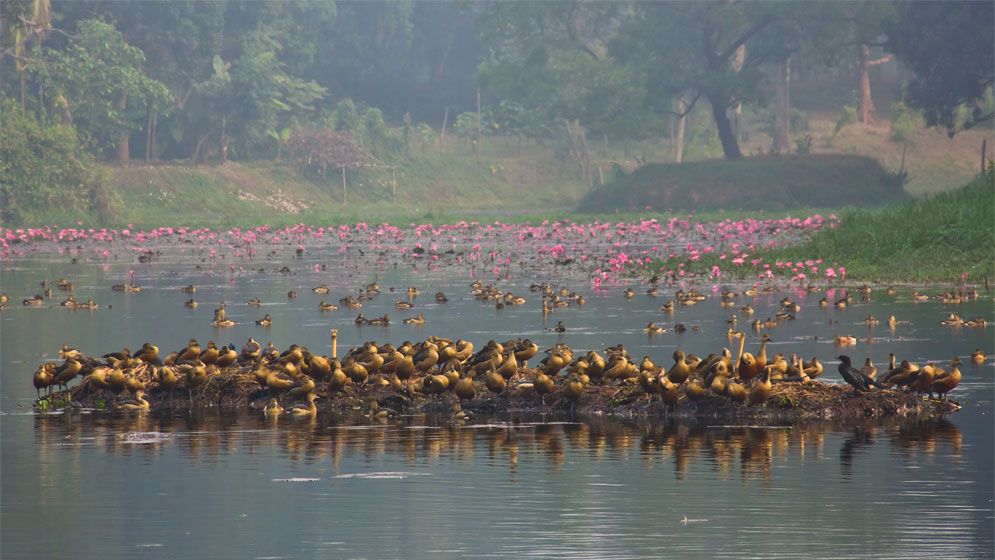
886, 1, 995, 134
37, 19, 171, 161
0, 98, 110, 224
615, 2, 781, 160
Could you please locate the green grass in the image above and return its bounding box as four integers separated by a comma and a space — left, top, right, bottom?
579, 154, 906, 212
646, 172, 995, 283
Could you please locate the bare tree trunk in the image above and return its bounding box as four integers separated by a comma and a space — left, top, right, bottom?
150, 111, 157, 161
220, 116, 228, 163
145, 107, 153, 163
709, 95, 743, 160
774, 56, 792, 153
577, 122, 592, 188
19, 69, 26, 108
440, 106, 449, 153
674, 96, 687, 163
116, 92, 130, 162
858, 44, 874, 123
475, 89, 482, 157
191, 131, 211, 164
341, 165, 347, 206
857, 45, 892, 124
730, 43, 746, 140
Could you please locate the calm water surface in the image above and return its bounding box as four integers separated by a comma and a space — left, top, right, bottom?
1, 245, 992, 559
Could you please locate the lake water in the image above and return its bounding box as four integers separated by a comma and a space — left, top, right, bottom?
1, 232, 992, 559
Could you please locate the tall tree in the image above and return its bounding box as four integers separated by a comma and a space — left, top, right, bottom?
615, 2, 780, 160
37, 19, 171, 161
886, 1, 995, 134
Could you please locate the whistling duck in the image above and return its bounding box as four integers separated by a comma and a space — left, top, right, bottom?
834, 335, 858, 346
256, 314, 272, 327
454, 377, 476, 400
53, 358, 83, 390
860, 357, 877, 380
23, 295, 44, 306
659, 300, 675, 313
748, 369, 772, 406
666, 351, 691, 384
114, 390, 150, 411
266, 367, 298, 392
886, 315, 897, 329
287, 290, 297, 299
940, 313, 963, 326
366, 314, 390, 326
819, 297, 829, 308
803, 357, 823, 379
216, 345, 237, 367
972, 349, 987, 363
623, 288, 635, 300
553, 321, 566, 333
563, 378, 584, 402
319, 300, 337, 311
184, 298, 198, 308
247, 297, 261, 306
910, 363, 939, 395
435, 292, 449, 303
534, 372, 555, 404
263, 398, 283, 417
930, 358, 961, 400
33, 364, 55, 397
865, 315, 879, 326
313, 285, 330, 294
403, 314, 425, 325
643, 322, 666, 334
752, 333, 772, 380
881, 359, 920, 388
396, 300, 414, 309
965, 317, 987, 328
288, 391, 318, 417
484, 369, 506, 394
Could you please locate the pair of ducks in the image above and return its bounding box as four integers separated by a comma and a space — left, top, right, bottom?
263, 391, 318, 417
355, 313, 390, 326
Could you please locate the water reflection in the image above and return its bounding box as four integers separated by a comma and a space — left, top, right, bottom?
32, 412, 962, 484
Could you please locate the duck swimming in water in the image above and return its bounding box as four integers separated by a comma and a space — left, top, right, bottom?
288, 391, 318, 417
263, 398, 283, 417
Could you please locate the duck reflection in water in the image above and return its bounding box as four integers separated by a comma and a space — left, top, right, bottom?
31, 412, 962, 483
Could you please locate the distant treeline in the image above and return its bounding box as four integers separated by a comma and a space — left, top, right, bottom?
0, 1, 992, 223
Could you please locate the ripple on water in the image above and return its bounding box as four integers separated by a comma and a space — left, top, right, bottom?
333, 472, 432, 480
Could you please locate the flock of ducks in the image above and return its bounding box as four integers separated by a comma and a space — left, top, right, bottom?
33, 319, 975, 417
9, 271, 988, 418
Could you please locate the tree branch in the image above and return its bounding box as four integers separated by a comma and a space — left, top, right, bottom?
716, 15, 777, 64
668, 91, 702, 118
948, 111, 995, 137
868, 54, 893, 66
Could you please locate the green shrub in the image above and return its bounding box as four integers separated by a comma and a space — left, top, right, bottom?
0, 99, 114, 225
834, 105, 858, 136
890, 101, 924, 144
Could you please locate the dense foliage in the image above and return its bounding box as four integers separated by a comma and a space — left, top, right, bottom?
0, 100, 112, 224
0, 0, 991, 222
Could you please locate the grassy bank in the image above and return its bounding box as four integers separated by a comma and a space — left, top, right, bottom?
647, 172, 995, 283
579, 154, 906, 213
